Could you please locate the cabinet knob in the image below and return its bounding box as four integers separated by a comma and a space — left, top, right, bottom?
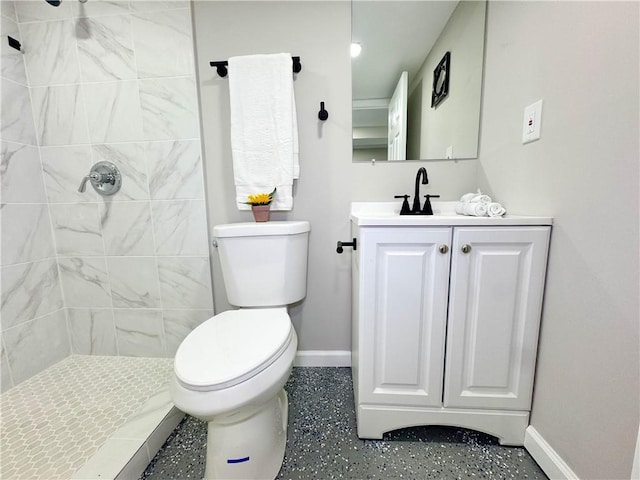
461, 244, 472, 254
439, 244, 449, 254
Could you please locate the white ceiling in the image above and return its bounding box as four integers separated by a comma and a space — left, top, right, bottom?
351, 1, 458, 102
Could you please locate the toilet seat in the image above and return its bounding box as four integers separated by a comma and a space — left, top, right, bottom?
174, 308, 293, 392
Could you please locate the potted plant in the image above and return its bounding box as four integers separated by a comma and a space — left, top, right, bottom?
245, 188, 276, 222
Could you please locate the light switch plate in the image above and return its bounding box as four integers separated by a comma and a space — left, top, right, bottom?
446, 145, 453, 159
522, 100, 543, 144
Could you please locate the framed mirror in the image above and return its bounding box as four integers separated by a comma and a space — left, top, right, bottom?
352, 1, 487, 162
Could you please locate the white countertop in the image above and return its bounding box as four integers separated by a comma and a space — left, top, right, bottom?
351, 202, 553, 227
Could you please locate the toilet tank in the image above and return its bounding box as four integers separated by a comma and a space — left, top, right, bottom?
213, 221, 310, 307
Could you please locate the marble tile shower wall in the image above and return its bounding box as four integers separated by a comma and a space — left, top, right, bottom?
0, 0, 214, 392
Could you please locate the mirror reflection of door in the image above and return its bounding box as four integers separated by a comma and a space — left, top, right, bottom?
388, 71, 408, 161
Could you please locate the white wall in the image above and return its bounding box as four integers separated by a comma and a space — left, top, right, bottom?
192, 1, 353, 351
477, 2, 639, 478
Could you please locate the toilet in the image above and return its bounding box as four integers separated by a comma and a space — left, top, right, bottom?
170, 220, 310, 480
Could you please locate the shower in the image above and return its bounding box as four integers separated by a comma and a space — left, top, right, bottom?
1, 0, 212, 476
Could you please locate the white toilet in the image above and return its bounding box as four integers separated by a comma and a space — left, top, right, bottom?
170, 220, 310, 480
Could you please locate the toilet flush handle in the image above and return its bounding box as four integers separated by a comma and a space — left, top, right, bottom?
336, 238, 357, 254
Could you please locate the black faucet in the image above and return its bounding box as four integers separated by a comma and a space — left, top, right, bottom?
412, 167, 429, 213
395, 167, 439, 215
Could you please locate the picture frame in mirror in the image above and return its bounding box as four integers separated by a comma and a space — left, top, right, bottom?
432, 51, 450, 108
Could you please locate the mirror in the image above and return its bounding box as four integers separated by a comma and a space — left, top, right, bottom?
352, 1, 486, 162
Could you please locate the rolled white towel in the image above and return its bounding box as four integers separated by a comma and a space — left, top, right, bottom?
455, 202, 465, 215
487, 202, 506, 217
460, 192, 476, 203
460, 190, 492, 204
463, 201, 488, 217
471, 193, 492, 205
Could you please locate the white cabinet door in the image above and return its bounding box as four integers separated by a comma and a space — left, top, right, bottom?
359, 227, 451, 407
444, 227, 550, 410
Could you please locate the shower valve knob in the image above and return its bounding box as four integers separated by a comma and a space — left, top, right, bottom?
78, 161, 122, 196
78, 175, 91, 193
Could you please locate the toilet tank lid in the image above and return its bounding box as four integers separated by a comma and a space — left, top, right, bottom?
214, 221, 310, 238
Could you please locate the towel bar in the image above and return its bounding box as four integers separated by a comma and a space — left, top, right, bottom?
210, 56, 301, 78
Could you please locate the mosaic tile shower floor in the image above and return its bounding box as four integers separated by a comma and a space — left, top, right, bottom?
1, 355, 173, 480
142, 367, 549, 480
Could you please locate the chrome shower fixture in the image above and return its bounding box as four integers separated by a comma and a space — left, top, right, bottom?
78, 161, 122, 196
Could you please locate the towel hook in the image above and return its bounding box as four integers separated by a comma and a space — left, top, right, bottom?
318, 102, 329, 121
292, 56, 302, 74
211, 62, 228, 77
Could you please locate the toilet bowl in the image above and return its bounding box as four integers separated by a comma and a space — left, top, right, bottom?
171, 308, 297, 480
170, 221, 310, 480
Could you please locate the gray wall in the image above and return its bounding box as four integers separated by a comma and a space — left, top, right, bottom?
477, 2, 639, 478
350, 159, 477, 201
193, 1, 353, 351
408, 0, 485, 160
192, 1, 639, 477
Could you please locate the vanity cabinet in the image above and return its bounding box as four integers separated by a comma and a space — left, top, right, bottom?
351, 222, 551, 445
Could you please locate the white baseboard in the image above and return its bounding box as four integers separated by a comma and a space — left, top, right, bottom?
524, 426, 579, 480
294, 350, 351, 367
632, 425, 640, 480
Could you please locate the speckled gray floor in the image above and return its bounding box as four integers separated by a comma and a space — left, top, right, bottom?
141, 368, 548, 479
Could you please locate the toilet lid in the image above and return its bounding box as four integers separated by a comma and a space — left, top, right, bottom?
174, 308, 292, 391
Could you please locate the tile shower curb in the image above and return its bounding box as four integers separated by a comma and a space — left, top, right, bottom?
73, 388, 184, 480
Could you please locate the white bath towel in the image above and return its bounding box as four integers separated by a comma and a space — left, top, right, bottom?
456, 201, 488, 216
460, 192, 476, 203
471, 193, 492, 205
487, 202, 506, 217
463, 201, 489, 217
228, 53, 299, 211
460, 190, 491, 205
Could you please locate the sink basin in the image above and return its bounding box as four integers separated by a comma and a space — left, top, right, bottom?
350, 202, 553, 226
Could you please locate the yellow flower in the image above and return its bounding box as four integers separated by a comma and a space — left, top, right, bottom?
245, 188, 277, 206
